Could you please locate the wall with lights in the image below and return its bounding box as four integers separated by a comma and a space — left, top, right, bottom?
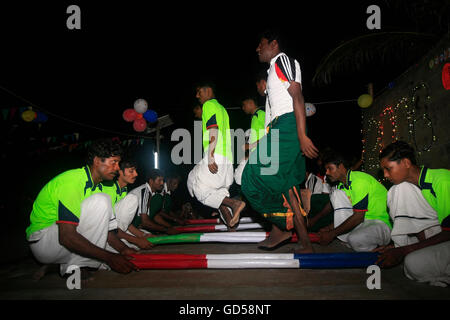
361, 35, 450, 180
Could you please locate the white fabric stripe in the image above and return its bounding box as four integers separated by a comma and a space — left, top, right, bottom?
207, 259, 299, 268
280, 55, 293, 81
213, 223, 263, 231
206, 253, 294, 259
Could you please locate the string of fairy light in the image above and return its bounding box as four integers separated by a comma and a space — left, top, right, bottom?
361, 82, 437, 172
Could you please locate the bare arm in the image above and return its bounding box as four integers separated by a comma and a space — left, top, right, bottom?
288, 81, 318, 159
207, 127, 219, 173
376, 230, 450, 268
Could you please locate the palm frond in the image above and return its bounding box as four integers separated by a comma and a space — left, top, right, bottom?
312, 32, 439, 86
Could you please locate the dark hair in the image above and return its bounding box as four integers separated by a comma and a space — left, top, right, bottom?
321, 148, 352, 169
167, 172, 181, 182
255, 68, 268, 83
148, 168, 164, 181
86, 139, 122, 165
258, 28, 285, 51
379, 141, 417, 165
195, 81, 216, 95
119, 158, 138, 171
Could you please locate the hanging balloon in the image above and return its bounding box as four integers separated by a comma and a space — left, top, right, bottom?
143, 109, 158, 123
305, 103, 316, 117
133, 118, 147, 132
34, 111, 48, 123
442, 63, 450, 90
134, 98, 148, 114
22, 110, 37, 122
357, 94, 373, 108
123, 108, 138, 122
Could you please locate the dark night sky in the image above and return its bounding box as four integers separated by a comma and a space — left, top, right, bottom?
1, 1, 428, 174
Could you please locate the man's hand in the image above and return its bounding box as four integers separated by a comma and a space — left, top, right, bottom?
208, 156, 218, 174
318, 229, 336, 246
106, 253, 139, 274
299, 135, 319, 159
376, 246, 406, 268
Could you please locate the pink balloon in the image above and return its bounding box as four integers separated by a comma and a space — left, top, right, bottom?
133, 118, 147, 132
123, 108, 138, 122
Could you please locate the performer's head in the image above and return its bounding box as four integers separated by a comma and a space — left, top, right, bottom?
86, 139, 122, 183
255, 69, 267, 97
195, 82, 216, 105
322, 148, 352, 185
166, 173, 181, 192
241, 97, 258, 115
193, 104, 202, 119
147, 168, 165, 192
118, 158, 138, 187
379, 141, 418, 185
256, 28, 284, 63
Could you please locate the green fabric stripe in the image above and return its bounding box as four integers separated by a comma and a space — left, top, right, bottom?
147, 233, 202, 244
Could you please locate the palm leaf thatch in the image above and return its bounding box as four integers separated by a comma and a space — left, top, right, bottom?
312, 32, 440, 86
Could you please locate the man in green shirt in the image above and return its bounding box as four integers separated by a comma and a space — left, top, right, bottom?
187, 82, 246, 229
101, 158, 154, 251
234, 96, 266, 185
319, 149, 392, 251
377, 141, 450, 287
26, 139, 138, 278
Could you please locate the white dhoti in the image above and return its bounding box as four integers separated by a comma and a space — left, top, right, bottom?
388, 182, 450, 287
187, 153, 233, 209
28, 193, 115, 275
106, 193, 139, 252
330, 188, 391, 251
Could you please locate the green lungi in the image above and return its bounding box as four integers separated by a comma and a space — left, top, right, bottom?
241, 112, 306, 230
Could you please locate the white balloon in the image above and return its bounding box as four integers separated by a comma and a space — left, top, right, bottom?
134, 98, 148, 114
305, 103, 316, 117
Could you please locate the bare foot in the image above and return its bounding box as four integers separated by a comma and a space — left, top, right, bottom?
229, 200, 246, 227
258, 226, 292, 249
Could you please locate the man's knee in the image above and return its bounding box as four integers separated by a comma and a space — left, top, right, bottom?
347, 230, 374, 252
404, 249, 428, 281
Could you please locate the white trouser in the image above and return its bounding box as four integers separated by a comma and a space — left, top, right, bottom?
387, 182, 450, 287
234, 157, 248, 186
187, 153, 233, 209
106, 193, 139, 253
28, 193, 115, 275
330, 188, 391, 251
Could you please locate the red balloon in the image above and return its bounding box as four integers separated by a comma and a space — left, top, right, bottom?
123, 108, 138, 122
442, 63, 450, 90
133, 118, 147, 132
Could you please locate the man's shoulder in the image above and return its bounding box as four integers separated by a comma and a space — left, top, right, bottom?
129, 183, 148, 195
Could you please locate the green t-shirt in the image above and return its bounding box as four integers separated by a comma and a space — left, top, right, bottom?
131, 192, 170, 227
202, 98, 233, 162
418, 166, 450, 225
101, 180, 128, 206
26, 166, 105, 239
338, 170, 392, 228
249, 108, 266, 147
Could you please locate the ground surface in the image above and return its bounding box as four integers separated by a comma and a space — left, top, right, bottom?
1, 232, 449, 301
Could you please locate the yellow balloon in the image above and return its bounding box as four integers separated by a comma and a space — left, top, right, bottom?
358, 94, 373, 108
22, 110, 36, 122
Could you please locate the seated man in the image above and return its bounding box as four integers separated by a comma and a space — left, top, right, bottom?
129, 169, 179, 234
377, 141, 450, 287
319, 149, 392, 251
101, 158, 154, 251
159, 174, 186, 225
26, 139, 138, 279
